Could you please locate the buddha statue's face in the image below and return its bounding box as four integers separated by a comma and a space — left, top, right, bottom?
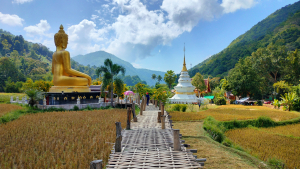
62, 37, 68, 49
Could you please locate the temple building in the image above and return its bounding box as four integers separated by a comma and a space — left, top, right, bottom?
169, 46, 199, 104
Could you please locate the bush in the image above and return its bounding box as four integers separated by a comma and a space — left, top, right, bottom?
203, 116, 225, 143
292, 99, 300, 111
256, 100, 263, 106
268, 158, 285, 169
73, 105, 79, 111
86, 105, 92, 110
172, 104, 182, 111
222, 138, 233, 147
181, 105, 187, 112
230, 100, 236, 104
214, 97, 226, 105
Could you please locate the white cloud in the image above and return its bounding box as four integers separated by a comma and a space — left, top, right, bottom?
221, 0, 257, 13
132, 63, 142, 68
72, 0, 257, 60
0, 12, 24, 26
91, 15, 99, 20
67, 19, 107, 55
12, 0, 33, 4
24, 20, 51, 37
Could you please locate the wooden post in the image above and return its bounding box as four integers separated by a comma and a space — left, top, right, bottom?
173, 129, 181, 151
140, 98, 144, 116
90, 160, 103, 169
126, 107, 131, 130
159, 102, 161, 110
157, 111, 161, 123
155, 100, 157, 107
161, 115, 165, 129
115, 122, 122, 152
143, 96, 146, 111
138, 94, 140, 105
161, 103, 164, 116
132, 103, 137, 122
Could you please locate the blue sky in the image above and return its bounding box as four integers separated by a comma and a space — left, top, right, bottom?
0, 0, 299, 74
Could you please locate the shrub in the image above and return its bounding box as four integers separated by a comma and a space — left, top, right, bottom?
230, 100, 236, 104
255, 116, 275, 128
214, 97, 226, 105
203, 116, 225, 143
292, 99, 300, 111
268, 158, 285, 169
222, 138, 233, 147
73, 105, 79, 111
172, 104, 182, 111
256, 100, 263, 106
181, 105, 187, 112
86, 105, 92, 110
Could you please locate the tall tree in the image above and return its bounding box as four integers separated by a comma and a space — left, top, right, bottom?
151, 74, 156, 84
191, 72, 206, 97
95, 58, 125, 107
157, 75, 162, 83
227, 57, 263, 99
1, 39, 11, 56
164, 70, 177, 89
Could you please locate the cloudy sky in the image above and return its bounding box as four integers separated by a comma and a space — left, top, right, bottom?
0, 0, 299, 73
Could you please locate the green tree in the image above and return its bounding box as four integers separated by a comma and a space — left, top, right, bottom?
227, 57, 262, 99
25, 88, 44, 107
1, 39, 11, 56
284, 49, 300, 85
191, 72, 206, 97
95, 58, 125, 107
151, 74, 156, 85
280, 92, 298, 111
157, 75, 162, 84
164, 70, 177, 89
114, 77, 124, 103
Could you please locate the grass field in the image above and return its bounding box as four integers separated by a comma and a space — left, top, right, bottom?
261, 123, 300, 138
0, 104, 23, 117
169, 105, 300, 121
225, 127, 300, 168
0, 109, 127, 168
0, 93, 26, 103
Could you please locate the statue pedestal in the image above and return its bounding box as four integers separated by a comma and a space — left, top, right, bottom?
49, 86, 91, 93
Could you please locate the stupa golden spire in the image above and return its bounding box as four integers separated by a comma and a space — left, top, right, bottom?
182, 43, 188, 72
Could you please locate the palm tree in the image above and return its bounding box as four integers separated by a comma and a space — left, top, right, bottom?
152, 74, 156, 85
280, 92, 298, 111
157, 75, 162, 83
96, 58, 125, 107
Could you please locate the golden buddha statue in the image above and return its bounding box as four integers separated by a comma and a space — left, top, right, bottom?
49, 25, 92, 93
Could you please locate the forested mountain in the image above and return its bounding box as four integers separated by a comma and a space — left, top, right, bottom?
189, 1, 300, 78
73, 51, 166, 86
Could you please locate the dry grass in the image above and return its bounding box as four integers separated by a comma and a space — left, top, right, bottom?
0, 109, 127, 168
0, 104, 23, 117
226, 128, 300, 168
173, 122, 259, 169
261, 123, 300, 138
169, 105, 299, 122
0, 93, 26, 103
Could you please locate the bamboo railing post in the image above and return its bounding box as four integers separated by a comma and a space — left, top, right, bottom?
115, 122, 122, 152
161, 103, 164, 115
90, 160, 103, 169
126, 107, 131, 130
157, 111, 162, 123
132, 102, 137, 122
140, 98, 144, 115
173, 129, 181, 151
161, 115, 165, 129
155, 100, 157, 107
143, 96, 146, 111
138, 94, 140, 105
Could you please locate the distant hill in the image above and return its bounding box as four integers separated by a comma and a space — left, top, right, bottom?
72, 51, 166, 86
189, 1, 300, 78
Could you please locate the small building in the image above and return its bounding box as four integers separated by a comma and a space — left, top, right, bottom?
193, 78, 211, 97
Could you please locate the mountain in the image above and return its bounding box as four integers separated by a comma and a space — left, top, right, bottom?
72, 51, 166, 86
189, 1, 300, 78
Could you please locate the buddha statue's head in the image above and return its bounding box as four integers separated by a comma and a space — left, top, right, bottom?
54, 25, 68, 49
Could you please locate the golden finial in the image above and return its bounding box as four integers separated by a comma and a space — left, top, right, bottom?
182, 43, 188, 72
58, 24, 66, 34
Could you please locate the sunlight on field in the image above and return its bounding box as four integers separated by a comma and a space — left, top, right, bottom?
0, 109, 127, 168
169, 105, 300, 121
0, 104, 23, 117
226, 127, 300, 168
0, 93, 26, 103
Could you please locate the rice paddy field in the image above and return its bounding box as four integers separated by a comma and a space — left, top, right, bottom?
0, 104, 23, 117
0, 93, 26, 103
169, 105, 300, 121
0, 109, 127, 168
225, 126, 300, 168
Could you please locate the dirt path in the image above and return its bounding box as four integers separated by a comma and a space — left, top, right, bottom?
173, 121, 266, 169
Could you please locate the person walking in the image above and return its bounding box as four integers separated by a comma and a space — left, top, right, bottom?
146, 92, 150, 106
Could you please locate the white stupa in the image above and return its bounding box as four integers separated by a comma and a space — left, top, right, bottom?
169, 45, 199, 104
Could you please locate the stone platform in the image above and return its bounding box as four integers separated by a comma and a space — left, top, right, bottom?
44, 91, 102, 105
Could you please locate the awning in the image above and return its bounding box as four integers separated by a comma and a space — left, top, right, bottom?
204, 96, 214, 100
